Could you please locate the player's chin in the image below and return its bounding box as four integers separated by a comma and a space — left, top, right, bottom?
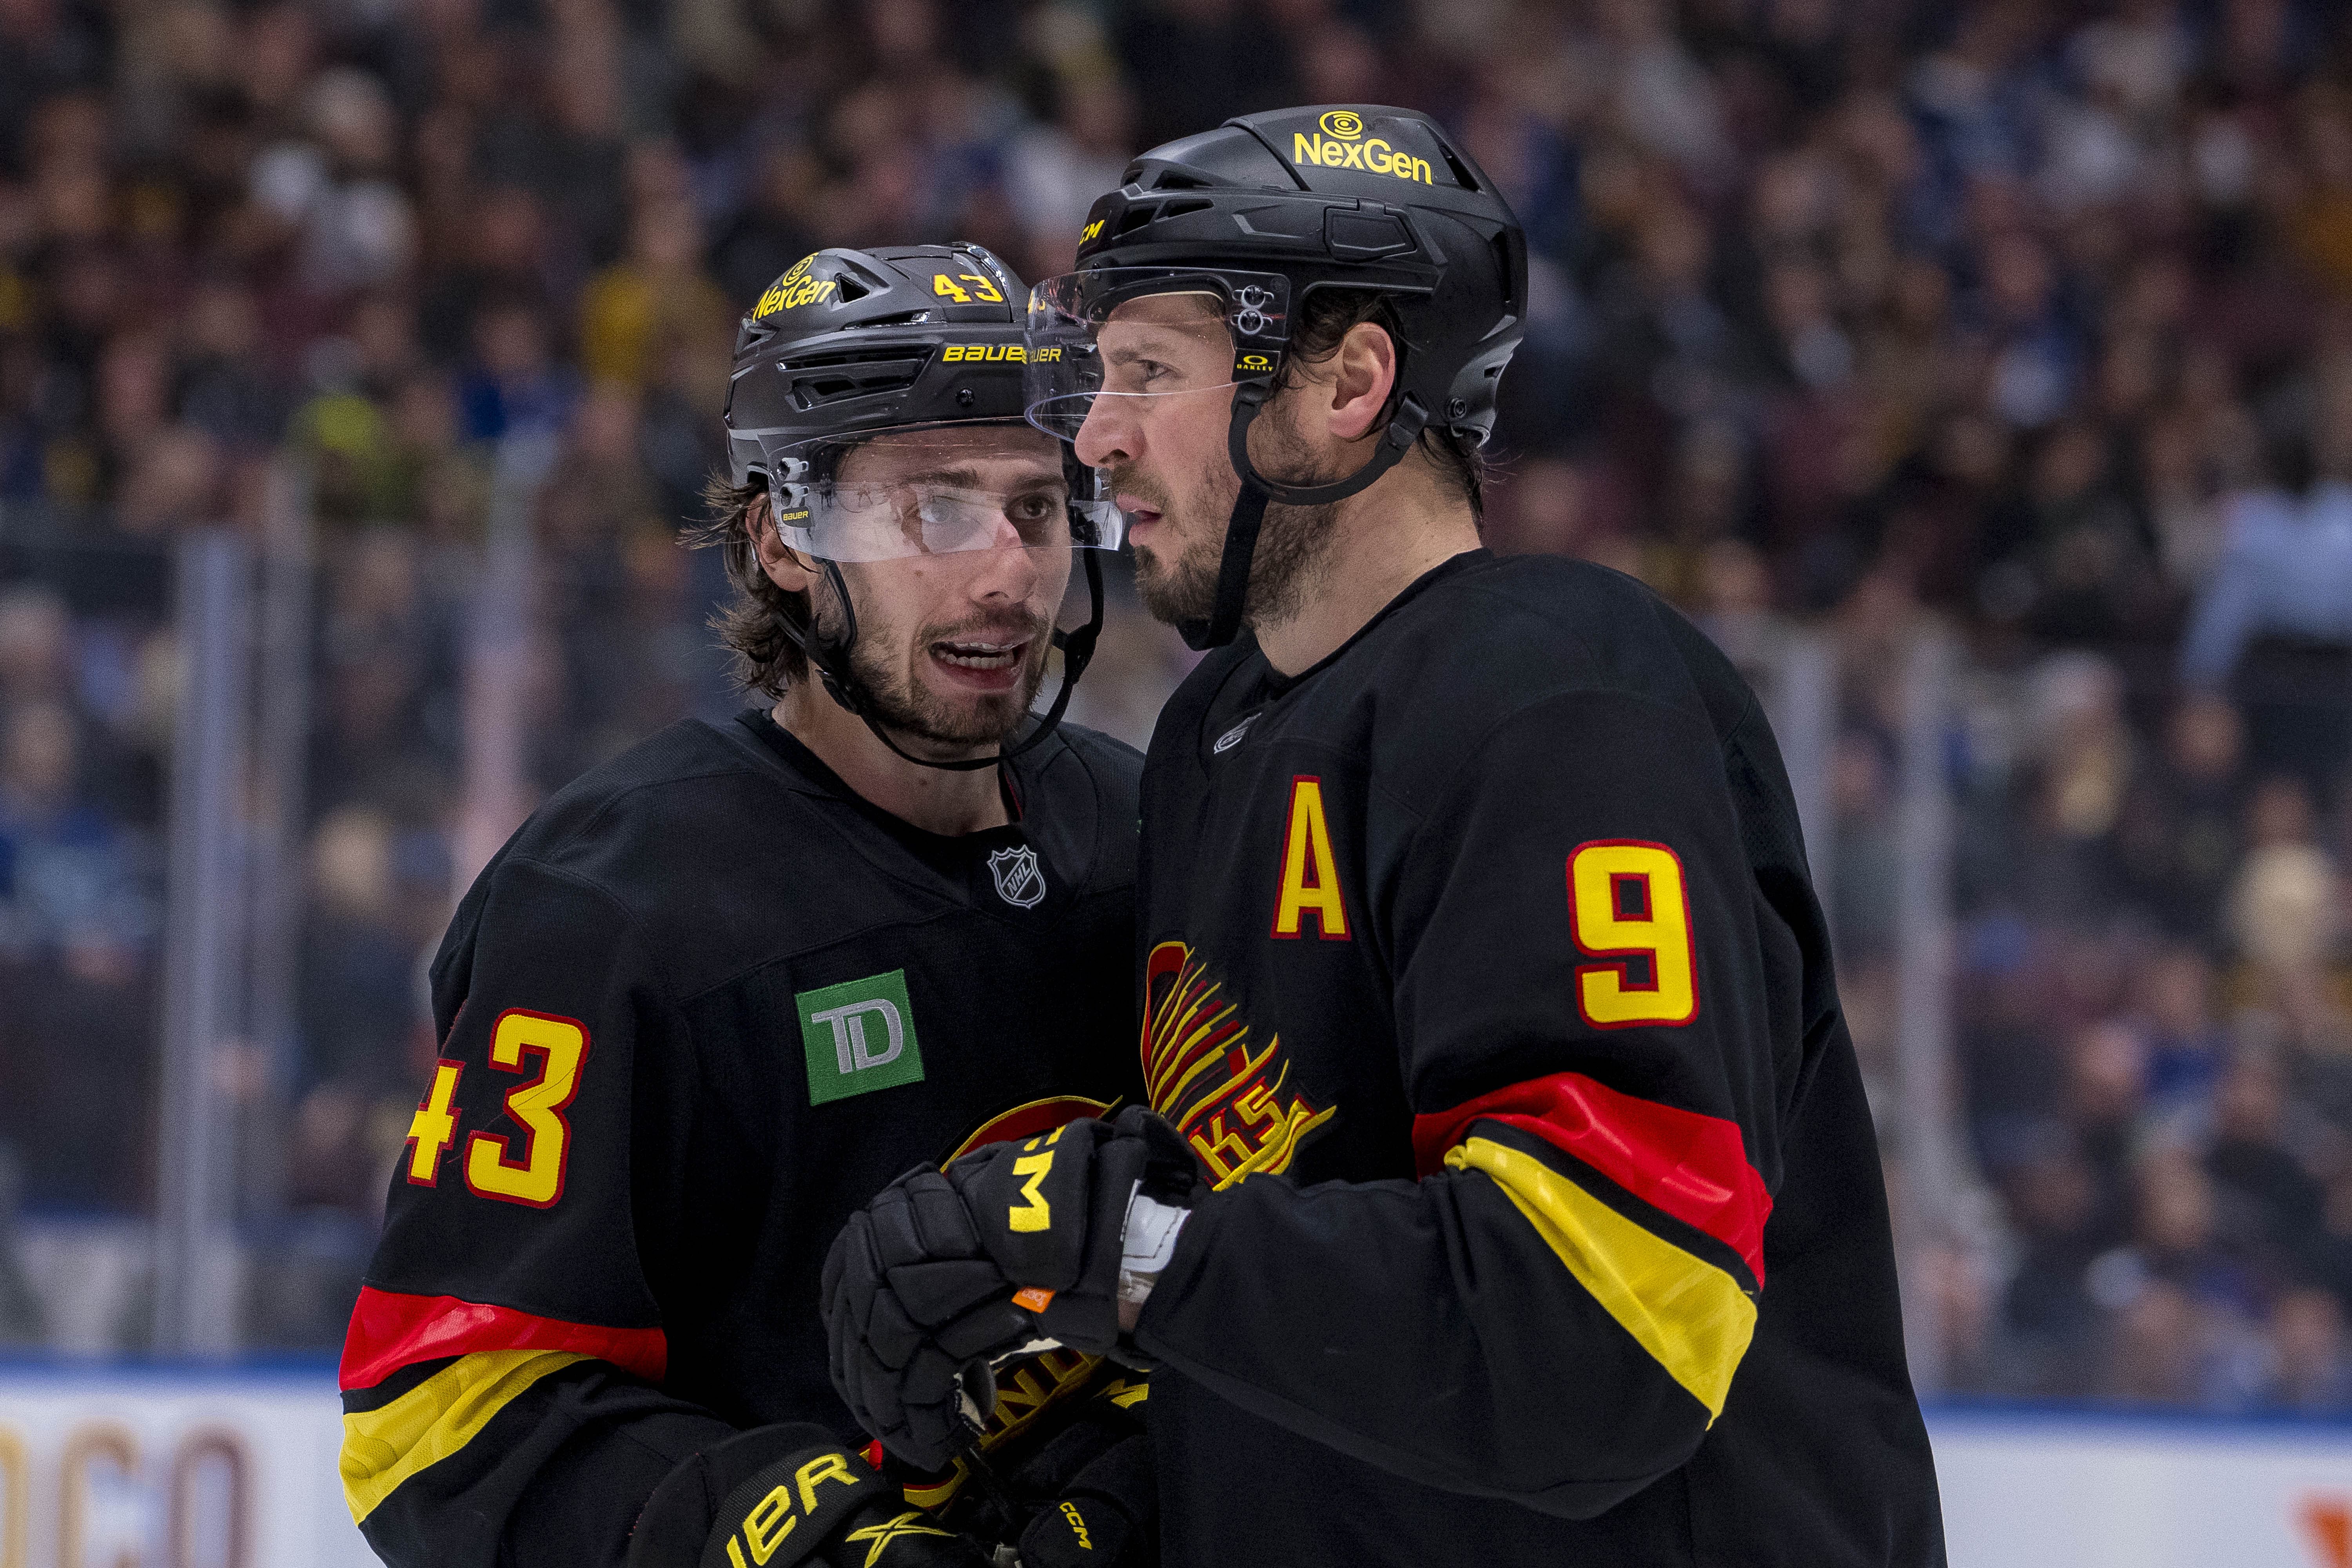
1133, 555, 1214, 626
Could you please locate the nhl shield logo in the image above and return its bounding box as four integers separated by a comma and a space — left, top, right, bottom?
987, 845, 1047, 909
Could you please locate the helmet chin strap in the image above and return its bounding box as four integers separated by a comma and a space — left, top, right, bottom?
771, 548, 1104, 774
1177, 385, 1430, 652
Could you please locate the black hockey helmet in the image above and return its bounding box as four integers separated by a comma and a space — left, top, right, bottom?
723, 243, 1122, 770
1025, 105, 1527, 649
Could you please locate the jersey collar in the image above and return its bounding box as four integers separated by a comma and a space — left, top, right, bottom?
1257, 547, 1494, 699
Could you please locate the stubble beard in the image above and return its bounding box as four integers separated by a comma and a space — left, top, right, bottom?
817, 577, 1052, 751
1125, 404, 1338, 632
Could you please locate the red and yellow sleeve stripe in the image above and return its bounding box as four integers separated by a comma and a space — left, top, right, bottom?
1415, 1073, 1770, 1421
338, 1287, 668, 1525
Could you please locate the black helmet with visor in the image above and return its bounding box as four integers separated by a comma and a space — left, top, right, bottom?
725, 243, 1124, 770
1025, 105, 1527, 650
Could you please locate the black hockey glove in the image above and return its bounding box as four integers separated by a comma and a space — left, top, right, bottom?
823, 1109, 1197, 1470
822, 1166, 1040, 1471
624, 1423, 993, 1568
1017, 1426, 1156, 1568
928, 1370, 1157, 1567
940, 1106, 1198, 1354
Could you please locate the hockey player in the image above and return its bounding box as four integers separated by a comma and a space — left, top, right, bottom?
338, 244, 1155, 1568
825, 109, 1949, 1564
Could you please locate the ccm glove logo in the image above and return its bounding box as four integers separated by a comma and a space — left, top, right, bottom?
1059, 1502, 1091, 1548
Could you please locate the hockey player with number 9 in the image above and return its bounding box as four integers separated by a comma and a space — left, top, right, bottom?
826, 108, 1949, 1564
337, 244, 1159, 1568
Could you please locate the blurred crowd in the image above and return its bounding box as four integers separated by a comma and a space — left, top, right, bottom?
5, 0, 2352, 1397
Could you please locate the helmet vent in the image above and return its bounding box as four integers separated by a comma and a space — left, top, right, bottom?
1115, 202, 1163, 236
781, 355, 926, 410
1158, 198, 1212, 220
1147, 170, 1212, 190
1435, 142, 1482, 192
1490, 233, 1518, 311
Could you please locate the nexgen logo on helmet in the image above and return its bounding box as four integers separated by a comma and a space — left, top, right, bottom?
1291, 109, 1435, 184
755, 253, 833, 318
1290, 132, 1434, 183
757, 273, 837, 316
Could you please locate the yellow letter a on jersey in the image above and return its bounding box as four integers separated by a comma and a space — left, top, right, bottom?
1272, 775, 1349, 940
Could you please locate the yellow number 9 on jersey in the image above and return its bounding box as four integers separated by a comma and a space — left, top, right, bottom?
465, 1009, 589, 1207
1567, 840, 1698, 1029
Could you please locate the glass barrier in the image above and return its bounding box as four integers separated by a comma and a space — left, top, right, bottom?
0, 450, 1194, 1356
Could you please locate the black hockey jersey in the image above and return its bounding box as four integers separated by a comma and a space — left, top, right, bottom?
1128, 552, 1945, 1565
339, 712, 1145, 1567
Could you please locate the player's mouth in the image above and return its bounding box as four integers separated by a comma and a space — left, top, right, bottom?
1118, 493, 1163, 537
928, 636, 1030, 691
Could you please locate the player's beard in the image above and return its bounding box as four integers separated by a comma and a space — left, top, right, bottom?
815, 575, 1052, 751
1124, 398, 1338, 632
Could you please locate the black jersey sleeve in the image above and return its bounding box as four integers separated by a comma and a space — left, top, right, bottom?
339, 851, 736, 1568
1134, 686, 1799, 1520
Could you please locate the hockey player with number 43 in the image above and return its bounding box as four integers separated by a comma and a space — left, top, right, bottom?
826, 108, 1949, 1565
337, 244, 1161, 1568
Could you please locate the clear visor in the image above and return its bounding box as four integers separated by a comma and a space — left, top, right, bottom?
751, 422, 1126, 563
1024, 269, 1290, 441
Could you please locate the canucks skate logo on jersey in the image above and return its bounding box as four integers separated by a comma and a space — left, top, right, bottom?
988, 845, 1047, 908
1142, 940, 1334, 1189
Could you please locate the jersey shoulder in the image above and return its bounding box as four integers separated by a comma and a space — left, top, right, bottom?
1377, 553, 1759, 750
1033, 721, 1143, 815
1016, 721, 1144, 896
440, 718, 863, 998
495, 716, 791, 886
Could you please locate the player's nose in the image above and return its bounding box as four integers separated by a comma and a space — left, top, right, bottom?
964, 534, 1042, 604
1072, 394, 1133, 471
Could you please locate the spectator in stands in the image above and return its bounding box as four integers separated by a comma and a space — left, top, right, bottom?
2264, 1286, 2352, 1412
2228, 775, 2340, 982
2180, 468, 2352, 806
2114, 697, 2246, 946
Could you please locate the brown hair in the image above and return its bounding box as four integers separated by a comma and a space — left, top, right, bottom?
1279, 288, 1487, 514
689, 475, 810, 696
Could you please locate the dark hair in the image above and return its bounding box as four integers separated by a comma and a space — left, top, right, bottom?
689, 474, 809, 695
1280, 288, 1486, 514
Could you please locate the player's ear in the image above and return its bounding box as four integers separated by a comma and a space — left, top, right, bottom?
749, 490, 820, 593
1324, 320, 1399, 445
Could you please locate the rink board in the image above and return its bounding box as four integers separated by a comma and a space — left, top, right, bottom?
1930, 1402, 2352, 1568
0, 1359, 374, 1568
7, 1366, 2352, 1565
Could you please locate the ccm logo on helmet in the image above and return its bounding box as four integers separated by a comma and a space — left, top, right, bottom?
1291, 113, 1434, 184
940, 345, 1060, 362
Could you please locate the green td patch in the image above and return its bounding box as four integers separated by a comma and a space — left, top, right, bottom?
798, 969, 925, 1105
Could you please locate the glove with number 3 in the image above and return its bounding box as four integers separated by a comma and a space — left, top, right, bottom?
822, 1108, 1198, 1469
